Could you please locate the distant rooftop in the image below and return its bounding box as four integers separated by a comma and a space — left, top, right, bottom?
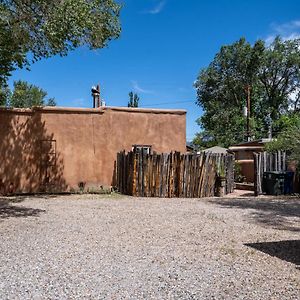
231, 139, 273, 147
202, 146, 228, 154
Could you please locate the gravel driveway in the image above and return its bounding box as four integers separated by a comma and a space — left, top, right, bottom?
0, 194, 299, 299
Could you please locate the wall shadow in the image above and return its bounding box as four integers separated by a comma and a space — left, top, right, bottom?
245, 240, 300, 268
238, 192, 255, 197
0, 110, 67, 194
0, 197, 45, 220
209, 196, 300, 232
112, 160, 117, 188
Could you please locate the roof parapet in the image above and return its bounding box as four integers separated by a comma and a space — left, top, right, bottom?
0, 106, 187, 115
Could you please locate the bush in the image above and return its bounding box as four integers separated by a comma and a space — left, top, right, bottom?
266, 125, 300, 169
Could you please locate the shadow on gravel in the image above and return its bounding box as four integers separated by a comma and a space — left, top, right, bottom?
209, 197, 300, 232
245, 240, 300, 268
0, 197, 46, 220
0, 194, 67, 201
238, 192, 255, 197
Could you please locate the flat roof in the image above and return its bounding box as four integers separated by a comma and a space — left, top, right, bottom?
0, 106, 187, 115
104, 106, 186, 115
231, 138, 273, 147
202, 146, 229, 154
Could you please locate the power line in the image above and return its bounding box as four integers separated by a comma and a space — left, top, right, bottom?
140, 100, 194, 107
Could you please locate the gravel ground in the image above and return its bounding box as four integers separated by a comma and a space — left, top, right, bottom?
0, 194, 299, 299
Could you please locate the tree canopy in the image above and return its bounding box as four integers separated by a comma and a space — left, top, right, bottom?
128, 91, 140, 108
266, 118, 300, 168
0, 0, 121, 88
194, 37, 300, 148
3, 80, 56, 108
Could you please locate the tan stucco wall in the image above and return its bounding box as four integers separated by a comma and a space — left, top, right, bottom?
231, 148, 264, 183
0, 106, 186, 193
237, 160, 254, 183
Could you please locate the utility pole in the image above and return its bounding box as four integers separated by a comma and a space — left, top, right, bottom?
246, 85, 251, 142
267, 112, 272, 140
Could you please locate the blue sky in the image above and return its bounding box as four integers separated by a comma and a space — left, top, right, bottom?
9, 0, 300, 141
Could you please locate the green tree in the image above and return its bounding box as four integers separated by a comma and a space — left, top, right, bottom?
194, 37, 300, 148
0, 0, 121, 88
9, 80, 56, 108
128, 91, 140, 107
0, 85, 10, 106
257, 37, 300, 130
266, 120, 300, 168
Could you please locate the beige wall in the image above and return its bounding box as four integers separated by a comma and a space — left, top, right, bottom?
0, 106, 186, 193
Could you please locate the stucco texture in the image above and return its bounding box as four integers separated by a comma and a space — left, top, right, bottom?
0, 106, 186, 193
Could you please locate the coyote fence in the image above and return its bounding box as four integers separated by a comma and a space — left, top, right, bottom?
116, 151, 234, 198
253, 151, 287, 195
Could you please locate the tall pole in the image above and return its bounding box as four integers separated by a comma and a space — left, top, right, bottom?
246, 85, 251, 142
267, 112, 272, 140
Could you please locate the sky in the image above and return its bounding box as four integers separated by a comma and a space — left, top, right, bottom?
9, 0, 300, 141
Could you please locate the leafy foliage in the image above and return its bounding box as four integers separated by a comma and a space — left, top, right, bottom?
128, 91, 140, 108
0, 0, 121, 87
194, 37, 300, 148
266, 115, 300, 166
8, 80, 56, 108
0, 84, 10, 106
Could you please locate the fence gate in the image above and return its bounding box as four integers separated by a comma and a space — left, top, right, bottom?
116, 151, 234, 198
253, 151, 287, 195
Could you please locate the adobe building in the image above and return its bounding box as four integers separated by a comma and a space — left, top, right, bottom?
0, 106, 186, 194
229, 139, 271, 183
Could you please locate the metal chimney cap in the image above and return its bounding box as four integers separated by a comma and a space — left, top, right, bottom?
91, 87, 100, 95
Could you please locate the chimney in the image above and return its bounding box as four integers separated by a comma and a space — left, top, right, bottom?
91, 84, 101, 108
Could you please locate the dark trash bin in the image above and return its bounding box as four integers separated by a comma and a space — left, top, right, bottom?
262, 171, 285, 195
284, 171, 294, 194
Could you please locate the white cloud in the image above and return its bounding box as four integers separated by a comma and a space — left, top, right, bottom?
264, 35, 276, 46
265, 20, 300, 45
143, 1, 166, 15
131, 80, 153, 94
